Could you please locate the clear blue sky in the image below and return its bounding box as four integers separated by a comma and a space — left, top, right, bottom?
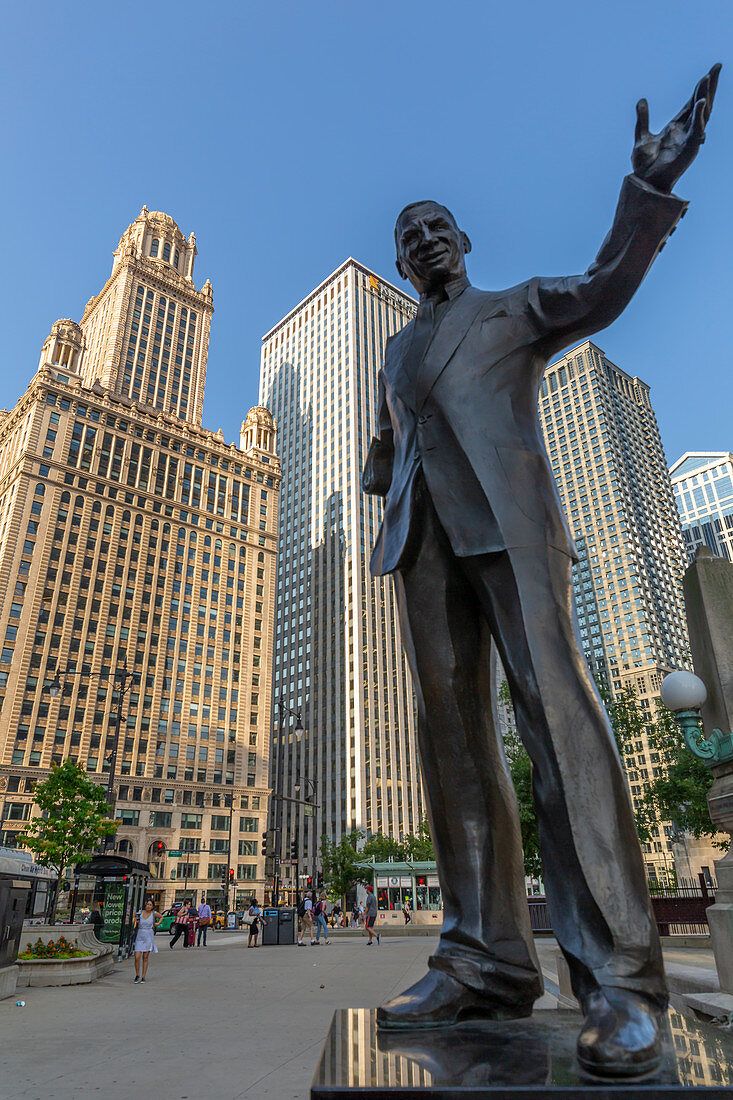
1, 1, 730, 465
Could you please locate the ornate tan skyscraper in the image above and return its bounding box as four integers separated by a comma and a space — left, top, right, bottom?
0, 213, 280, 912
75, 208, 213, 426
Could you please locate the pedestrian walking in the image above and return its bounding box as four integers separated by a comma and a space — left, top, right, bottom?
351, 900, 360, 928
364, 885, 380, 946
246, 898, 266, 947
402, 899, 412, 925
133, 898, 161, 983
169, 900, 192, 949
197, 897, 212, 946
297, 891, 314, 946
313, 892, 331, 945
88, 901, 103, 936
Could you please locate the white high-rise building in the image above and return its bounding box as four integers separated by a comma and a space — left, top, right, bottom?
259, 259, 423, 873
539, 340, 689, 875
670, 452, 733, 563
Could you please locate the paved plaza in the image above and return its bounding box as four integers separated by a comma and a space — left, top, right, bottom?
0, 933, 717, 1100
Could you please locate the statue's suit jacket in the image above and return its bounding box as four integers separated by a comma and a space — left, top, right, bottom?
363, 176, 687, 574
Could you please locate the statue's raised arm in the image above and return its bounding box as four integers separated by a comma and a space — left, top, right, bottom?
529, 63, 721, 356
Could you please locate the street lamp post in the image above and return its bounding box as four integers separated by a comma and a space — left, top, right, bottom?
270, 696, 303, 906
294, 775, 318, 886
225, 794, 234, 914
47, 662, 136, 851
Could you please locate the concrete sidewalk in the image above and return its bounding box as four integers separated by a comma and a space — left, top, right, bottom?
0, 934, 717, 1100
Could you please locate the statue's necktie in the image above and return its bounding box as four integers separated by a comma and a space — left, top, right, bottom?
403, 300, 435, 404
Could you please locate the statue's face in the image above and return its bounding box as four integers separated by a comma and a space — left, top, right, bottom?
395, 202, 469, 294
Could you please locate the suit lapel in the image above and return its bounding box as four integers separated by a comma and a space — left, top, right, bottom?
415, 287, 486, 410
385, 325, 416, 410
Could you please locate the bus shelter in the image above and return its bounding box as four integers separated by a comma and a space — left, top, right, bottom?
73, 854, 150, 960
0, 848, 57, 969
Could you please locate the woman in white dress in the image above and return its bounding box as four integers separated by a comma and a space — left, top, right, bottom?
133, 898, 161, 983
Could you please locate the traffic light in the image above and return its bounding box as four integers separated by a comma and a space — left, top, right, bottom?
229, 868, 235, 883
307, 876, 312, 890
317, 871, 323, 890
154, 841, 165, 856
290, 840, 297, 860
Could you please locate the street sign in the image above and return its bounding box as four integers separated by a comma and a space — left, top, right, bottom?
304, 805, 314, 817
167, 850, 183, 857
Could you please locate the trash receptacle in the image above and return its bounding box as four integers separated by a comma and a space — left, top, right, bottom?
261, 908, 279, 945
278, 907, 296, 945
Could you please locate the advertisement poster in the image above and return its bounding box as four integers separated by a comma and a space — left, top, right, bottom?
98, 881, 126, 944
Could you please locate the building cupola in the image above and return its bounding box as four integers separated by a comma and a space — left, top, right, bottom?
112, 207, 197, 280
241, 406, 277, 457
38, 319, 85, 375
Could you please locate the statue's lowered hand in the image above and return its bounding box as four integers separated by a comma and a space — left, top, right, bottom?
632, 63, 721, 193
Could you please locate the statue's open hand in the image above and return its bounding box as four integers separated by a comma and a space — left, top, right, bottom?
632, 63, 721, 193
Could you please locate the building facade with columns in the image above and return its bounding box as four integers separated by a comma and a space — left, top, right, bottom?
0, 210, 280, 910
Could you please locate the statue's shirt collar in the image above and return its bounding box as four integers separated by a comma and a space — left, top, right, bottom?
420, 274, 470, 306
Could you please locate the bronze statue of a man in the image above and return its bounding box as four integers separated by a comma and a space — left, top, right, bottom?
362, 65, 720, 1077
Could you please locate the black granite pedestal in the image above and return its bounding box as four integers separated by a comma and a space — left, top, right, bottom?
311, 1008, 733, 1098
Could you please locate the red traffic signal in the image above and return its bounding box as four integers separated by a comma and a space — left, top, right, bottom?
307, 876, 312, 888
229, 868, 234, 882
155, 841, 165, 854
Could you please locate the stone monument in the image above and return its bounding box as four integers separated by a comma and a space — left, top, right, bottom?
663, 548, 733, 999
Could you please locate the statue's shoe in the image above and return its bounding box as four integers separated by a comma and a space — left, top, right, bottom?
577, 988, 663, 1077
376, 968, 535, 1030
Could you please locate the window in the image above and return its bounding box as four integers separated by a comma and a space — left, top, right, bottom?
149, 811, 172, 827
115, 809, 139, 826
239, 816, 257, 832
3, 802, 30, 821
210, 814, 229, 831
180, 813, 202, 830
163, 242, 171, 262
151, 239, 159, 257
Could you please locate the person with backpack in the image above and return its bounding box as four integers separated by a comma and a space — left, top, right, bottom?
296, 891, 314, 946
246, 898, 266, 947
313, 892, 331, 945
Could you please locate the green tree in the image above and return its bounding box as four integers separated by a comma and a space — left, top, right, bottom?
403, 818, 435, 861
641, 703, 719, 847
361, 831, 404, 862
320, 829, 371, 906
596, 680, 718, 848
19, 759, 117, 923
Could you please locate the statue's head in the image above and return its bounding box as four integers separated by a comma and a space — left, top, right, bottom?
394, 200, 471, 296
